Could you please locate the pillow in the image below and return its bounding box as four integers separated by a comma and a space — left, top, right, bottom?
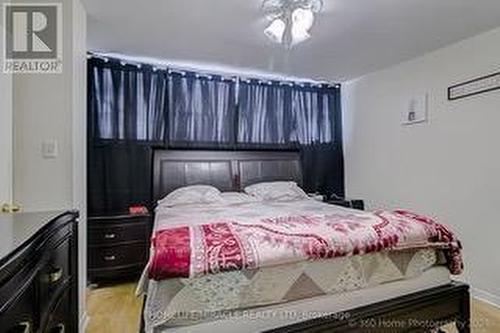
157, 185, 223, 207
244, 181, 309, 202
220, 192, 261, 205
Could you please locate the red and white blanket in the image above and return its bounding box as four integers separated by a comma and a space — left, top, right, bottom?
149, 207, 463, 281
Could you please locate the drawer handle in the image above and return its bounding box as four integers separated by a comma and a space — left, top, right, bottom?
52, 323, 65, 333
13, 321, 31, 333
104, 233, 117, 239
104, 255, 116, 261
48, 268, 63, 284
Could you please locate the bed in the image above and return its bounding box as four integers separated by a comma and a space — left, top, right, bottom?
139, 150, 469, 333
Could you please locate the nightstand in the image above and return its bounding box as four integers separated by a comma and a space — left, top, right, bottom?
87, 213, 152, 283
324, 197, 365, 211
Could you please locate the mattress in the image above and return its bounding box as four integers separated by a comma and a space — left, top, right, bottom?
142, 247, 446, 331
155, 266, 451, 333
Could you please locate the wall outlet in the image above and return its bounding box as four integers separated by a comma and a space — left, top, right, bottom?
42, 140, 58, 158
402, 94, 428, 125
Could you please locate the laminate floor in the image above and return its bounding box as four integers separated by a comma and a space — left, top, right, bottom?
86, 283, 143, 333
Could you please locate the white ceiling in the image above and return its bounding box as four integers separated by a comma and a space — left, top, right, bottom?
82, 0, 500, 82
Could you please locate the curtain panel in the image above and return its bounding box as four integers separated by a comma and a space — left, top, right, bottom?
238, 80, 291, 145
88, 58, 168, 144
238, 80, 338, 146
168, 71, 237, 148
237, 80, 343, 196
289, 85, 335, 144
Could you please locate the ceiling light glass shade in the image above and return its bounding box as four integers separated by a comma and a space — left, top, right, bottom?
291, 27, 311, 46
291, 8, 314, 46
292, 8, 314, 31
262, 0, 323, 20
264, 19, 286, 44
262, 0, 322, 48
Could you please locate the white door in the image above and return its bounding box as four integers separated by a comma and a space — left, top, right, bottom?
0, 24, 13, 207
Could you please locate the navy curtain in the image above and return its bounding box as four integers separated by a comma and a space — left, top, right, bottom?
88, 58, 168, 143
168, 71, 236, 148
289, 85, 335, 144
238, 80, 291, 145
238, 80, 337, 145
88, 58, 166, 215
237, 80, 343, 196
294, 85, 344, 197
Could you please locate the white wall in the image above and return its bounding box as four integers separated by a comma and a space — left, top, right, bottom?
343, 27, 500, 306
13, 0, 74, 212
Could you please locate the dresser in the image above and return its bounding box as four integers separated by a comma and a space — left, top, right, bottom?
88, 213, 152, 283
0, 211, 79, 333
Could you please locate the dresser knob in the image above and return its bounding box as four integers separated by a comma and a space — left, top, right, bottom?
51, 323, 65, 333
104, 255, 116, 261
13, 321, 31, 333
48, 268, 63, 284
104, 233, 116, 239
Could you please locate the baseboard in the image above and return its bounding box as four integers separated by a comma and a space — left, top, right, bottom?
471, 287, 500, 309
79, 312, 89, 333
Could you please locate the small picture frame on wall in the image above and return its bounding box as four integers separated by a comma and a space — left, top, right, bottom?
402, 94, 428, 125
448, 71, 500, 100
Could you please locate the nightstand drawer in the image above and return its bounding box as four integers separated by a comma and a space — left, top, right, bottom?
89, 223, 149, 246
89, 243, 148, 270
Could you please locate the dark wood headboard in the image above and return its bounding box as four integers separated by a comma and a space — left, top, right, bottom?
153, 150, 302, 201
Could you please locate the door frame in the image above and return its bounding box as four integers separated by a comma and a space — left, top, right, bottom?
0, 23, 13, 206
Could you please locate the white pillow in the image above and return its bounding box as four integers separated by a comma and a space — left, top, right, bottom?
157, 185, 223, 207
220, 192, 261, 205
244, 181, 309, 202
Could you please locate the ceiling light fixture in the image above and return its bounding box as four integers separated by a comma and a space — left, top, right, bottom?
262, 0, 323, 49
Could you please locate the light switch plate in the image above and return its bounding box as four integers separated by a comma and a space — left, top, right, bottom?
42, 140, 58, 158
402, 94, 428, 125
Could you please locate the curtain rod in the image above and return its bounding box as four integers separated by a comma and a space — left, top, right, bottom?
87, 52, 341, 88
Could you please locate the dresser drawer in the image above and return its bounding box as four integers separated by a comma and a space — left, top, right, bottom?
0, 254, 39, 313
89, 222, 149, 246
41, 289, 72, 333
38, 238, 71, 313
89, 242, 148, 270
0, 280, 37, 333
